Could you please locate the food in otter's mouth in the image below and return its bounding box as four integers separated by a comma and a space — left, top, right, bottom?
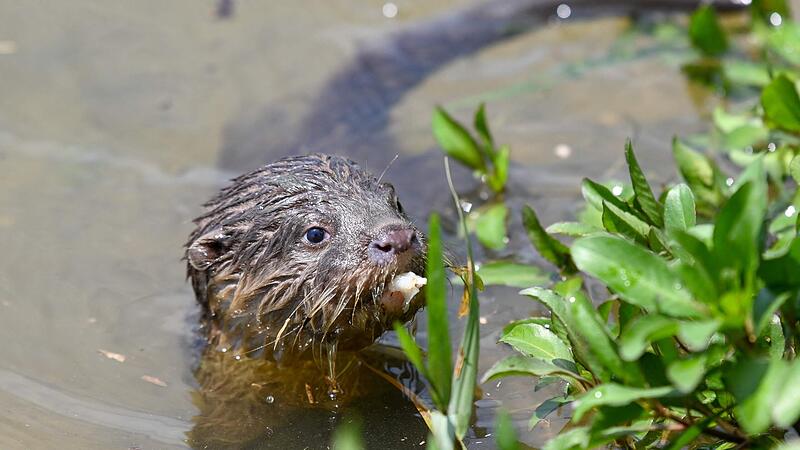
380, 272, 427, 315
186, 154, 427, 362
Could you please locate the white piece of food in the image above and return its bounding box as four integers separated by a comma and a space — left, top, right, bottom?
386, 272, 427, 313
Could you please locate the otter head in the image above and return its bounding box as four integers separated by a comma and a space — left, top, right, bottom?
186, 154, 426, 362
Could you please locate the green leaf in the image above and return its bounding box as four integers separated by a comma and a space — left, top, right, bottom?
625, 140, 663, 227
468, 261, 548, 288
790, 155, 800, 184
571, 235, 702, 318
688, 5, 728, 57
767, 22, 800, 66
474, 203, 508, 250
572, 384, 674, 422
618, 315, 679, 361
664, 184, 696, 231
546, 221, 603, 236
481, 355, 580, 382
581, 178, 637, 216
761, 74, 800, 134
487, 145, 510, 193
667, 355, 707, 393
664, 417, 714, 450
529, 397, 572, 430
432, 106, 484, 170
672, 138, 725, 210
474, 103, 495, 158
601, 201, 650, 245
332, 419, 364, 450
428, 411, 455, 450
521, 287, 636, 384
726, 357, 786, 434
773, 360, 800, 429
677, 320, 719, 352
522, 205, 576, 273
448, 255, 480, 440
542, 427, 589, 450
424, 214, 452, 411
723, 60, 770, 87
713, 181, 766, 285
495, 409, 520, 450
760, 237, 800, 289
394, 323, 429, 380
500, 323, 574, 366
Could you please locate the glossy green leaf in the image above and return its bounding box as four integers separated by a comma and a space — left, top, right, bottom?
495, 409, 520, 450
767, 22, 800, 65
432, 106, 484, 170
790, 155, 800, 184
546, 221, 602, 236
332, 419, 364, 450
529, 397, 572, 430
571, 235, 701, 318
487, 145, 510, 193
664, 417, 714, 450
500, 323, 574, 366
713, 181, 766, 284
482, 355, 580, 382
761, 74, 800, 133
572, 384, 674, 421
676, 320, 719, 352
664, 184, 696, 231
522, 205, 576, 273
667, 355, 707, 393
618, 315, 679, 361
581, 178, 636, 216
394, 323, 429, 379
424, 214, 452, 410
601, 201, 650, 245
625, 140, 663, 227
773, 360, 800, 429
474, 103, 495, 158
474, 203, 508, 250
726, 357, 786, 434
723, 60, 770, 87
672, 138, 725, 210
541, 427, 589, 450
467, 261, 549, 288
689, 5, 728, 57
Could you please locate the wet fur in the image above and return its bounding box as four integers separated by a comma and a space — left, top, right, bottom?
186, 154, 426, 362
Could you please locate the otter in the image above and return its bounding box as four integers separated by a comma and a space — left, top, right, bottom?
186, 154, 426, 363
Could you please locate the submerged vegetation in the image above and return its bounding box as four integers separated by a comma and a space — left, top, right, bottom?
336, 1, 800, 449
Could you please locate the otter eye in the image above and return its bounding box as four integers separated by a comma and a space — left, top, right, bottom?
304, 227, 328, 244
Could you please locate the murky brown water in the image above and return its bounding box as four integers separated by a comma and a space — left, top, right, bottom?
1, 1, 795, 449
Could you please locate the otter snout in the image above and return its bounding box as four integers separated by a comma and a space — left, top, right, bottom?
368, 225, 419, 265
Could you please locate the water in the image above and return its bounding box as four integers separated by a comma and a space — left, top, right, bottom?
0, 1, 791, 449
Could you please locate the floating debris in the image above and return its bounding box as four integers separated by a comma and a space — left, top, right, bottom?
141, 375, 167, 387
97, 349, 126, 362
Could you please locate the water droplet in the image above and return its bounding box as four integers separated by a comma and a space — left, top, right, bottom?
554, 144, 572, 159
502, 237, 510, 244
556, 3, 572, 19
674, 283, 682, 291
479, 317, 488, 325
265, 395, 274, 404
612, 185, 623, 196
234, 355, 241, 361
382, 2, 398, 18
220, 347, 228, 353
544, 324, 550, 329
460, 200, 473, 213
726, 177, 734, 187
594, 391, 602, 398
770, 12, 782, 26
568, 296, 576, 303
768, 142, 777, 152
623, 280, 631, 287
785, 206, 796, 217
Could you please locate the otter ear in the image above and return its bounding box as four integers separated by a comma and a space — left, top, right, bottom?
187, 231, 231, 271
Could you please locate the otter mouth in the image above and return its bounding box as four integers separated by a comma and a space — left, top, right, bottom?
378, 271, 427, 316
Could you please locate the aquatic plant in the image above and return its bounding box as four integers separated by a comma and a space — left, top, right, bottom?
427, 1, 800, 448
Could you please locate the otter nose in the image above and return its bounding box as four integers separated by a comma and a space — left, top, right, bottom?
368, 226, 417, 263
